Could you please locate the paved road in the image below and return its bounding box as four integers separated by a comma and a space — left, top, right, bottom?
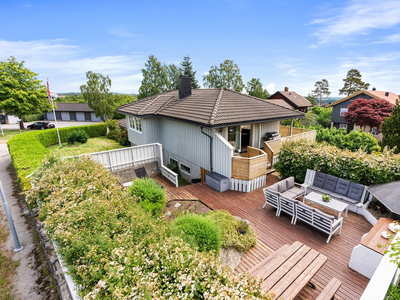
1, 120, 101, 130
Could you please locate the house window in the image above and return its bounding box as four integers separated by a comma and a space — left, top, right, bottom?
370, 127, 379, 136
128, 116, 142, 133
180, 163, 191, 174
339, 123, 347, 131
169, 157, 178, 165
340, 108, 348, 116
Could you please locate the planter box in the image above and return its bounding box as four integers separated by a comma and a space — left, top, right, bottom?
206, 172, 230, 192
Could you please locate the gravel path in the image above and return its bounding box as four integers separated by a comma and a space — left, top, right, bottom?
0, 144, 58, 299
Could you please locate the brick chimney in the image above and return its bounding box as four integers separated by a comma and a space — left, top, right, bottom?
178, 75, 191, 99
372, 87, 376, 91
284, 87, 289, 92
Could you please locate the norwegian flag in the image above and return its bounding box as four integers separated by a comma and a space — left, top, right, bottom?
47, 80, 52, 104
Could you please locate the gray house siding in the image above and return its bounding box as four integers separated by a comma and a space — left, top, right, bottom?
331, 93, 373, 125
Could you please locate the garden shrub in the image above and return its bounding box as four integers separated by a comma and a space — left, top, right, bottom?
23, 114, 44, 122
105, 119, 121, 141
206, 210, 257, 252
275, 139, 400, 185
118, 128, 130, 146
67, 130, 89, 144
128, 177, 166, 216
7, 123, 106, 190
316, 127, 380, 153
25, 156, 270, 299
173, 212, 222, 253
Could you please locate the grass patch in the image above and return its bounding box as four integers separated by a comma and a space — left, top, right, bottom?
48, 136, 126, 156
0, 129, 28, 143
0, 216, 19, 299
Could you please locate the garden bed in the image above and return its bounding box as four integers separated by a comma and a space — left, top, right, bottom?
163, 199, 212, 220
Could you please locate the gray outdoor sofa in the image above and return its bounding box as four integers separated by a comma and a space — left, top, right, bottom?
303, 169, 368, 207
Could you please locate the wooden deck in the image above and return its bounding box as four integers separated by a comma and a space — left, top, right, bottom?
154, 174, 372, 300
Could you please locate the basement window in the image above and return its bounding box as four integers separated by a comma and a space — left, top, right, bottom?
169, 157, 178, 165
180, 163, 191, 174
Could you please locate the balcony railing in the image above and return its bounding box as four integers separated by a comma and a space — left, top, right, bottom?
231, 146, 268, 181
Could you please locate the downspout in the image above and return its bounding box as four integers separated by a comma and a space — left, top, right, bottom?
201, 127, 213, 172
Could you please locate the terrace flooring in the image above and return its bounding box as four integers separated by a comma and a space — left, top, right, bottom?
154, 174, 372, 300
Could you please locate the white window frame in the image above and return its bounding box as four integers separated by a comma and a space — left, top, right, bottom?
169, 157, 178, 165
339, 123, 347, 131
340, 108, 348, 116
128, 116, 142, 134
180, 162, 191, 175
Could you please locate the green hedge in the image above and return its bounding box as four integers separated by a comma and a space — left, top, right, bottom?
7, 123, 106, 190
25, 156, 270, 299
275, 139, 400, 185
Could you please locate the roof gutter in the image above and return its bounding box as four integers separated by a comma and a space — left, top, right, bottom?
201, 127, 213, 172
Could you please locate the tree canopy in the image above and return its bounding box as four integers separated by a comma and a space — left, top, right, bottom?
202, 60, 245, 92
180, 55, 199, 89
343, 98, 393, 133
311, 79, 331, 106
0, 56, 51, 129
381, 99, 400, 153
137, 55, 168, 99
165, 63, 182, 91
305, 93, 318, 106
80, 71, 114, 120
245, 78, 269, 99
311, 106, 332, 128
339, 69, 370, 96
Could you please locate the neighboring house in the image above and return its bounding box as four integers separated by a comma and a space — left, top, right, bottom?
267, 87, 312, 112
117, 76, 304, 189
0, 114, 18, 124
328, 89, 398, 137
43, 103, 101, 122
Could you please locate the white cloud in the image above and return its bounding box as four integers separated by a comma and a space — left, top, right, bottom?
0, 39, 145, 94
108, 28, 138, 38
266, 83, 275, 93
374, 33, 400, 44
311, 0, 400, 44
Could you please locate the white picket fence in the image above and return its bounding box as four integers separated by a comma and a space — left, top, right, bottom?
65, 143, 178, 187
230, 175, 266, 193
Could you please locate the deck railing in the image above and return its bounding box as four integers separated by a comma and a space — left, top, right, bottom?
64, 143, 178, 187
231, 146, 268, 181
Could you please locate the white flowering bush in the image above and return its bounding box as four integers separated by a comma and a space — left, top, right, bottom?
275, 140, 400, 185
25, 156, 272, 299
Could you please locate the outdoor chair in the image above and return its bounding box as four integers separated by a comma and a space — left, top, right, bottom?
277, 195, 298, 224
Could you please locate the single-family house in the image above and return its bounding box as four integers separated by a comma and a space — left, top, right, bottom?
117, 76, 304, 191
267, 87, 312, 112
43, 103, 101, 122
328, 89, 398, 137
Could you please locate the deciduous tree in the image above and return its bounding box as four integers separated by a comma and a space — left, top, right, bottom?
311, 106, 333, 128
137, 55, 168, 99
343, 98, 393, 133
305, 93, 318, 106
180, 55, 199, 89
0, 56, 51, 129
80, 71, 114, 120
202, 60, 245, 92
381, 99, 400, 153
246, 78, 269, 99
165, 63, 182, 90
312, 79, 331, 106
339, 69, 370, 96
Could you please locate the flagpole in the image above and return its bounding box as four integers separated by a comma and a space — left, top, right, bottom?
47, 79, 62, 148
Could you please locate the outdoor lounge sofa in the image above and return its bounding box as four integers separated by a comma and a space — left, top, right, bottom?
262, 176, 304, 208
303, 169, 368, 206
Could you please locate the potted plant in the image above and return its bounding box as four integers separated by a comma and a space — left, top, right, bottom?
322, 194, 332, 202
238, 220, 249, 234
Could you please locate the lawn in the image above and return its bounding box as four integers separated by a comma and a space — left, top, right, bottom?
0, 129, 28, 143
47, 136, 126, 156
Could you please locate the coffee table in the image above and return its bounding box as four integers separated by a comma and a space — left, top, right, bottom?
303, 192, 349, 219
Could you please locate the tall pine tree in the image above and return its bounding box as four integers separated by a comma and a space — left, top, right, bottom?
180, 55, 199, 89
339, 69, 370, 96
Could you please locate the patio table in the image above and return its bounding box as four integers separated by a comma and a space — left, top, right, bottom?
304, 192, 349, 219
249, 241, 327, 300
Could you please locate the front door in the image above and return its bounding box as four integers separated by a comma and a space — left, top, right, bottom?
241, 128, 251, 152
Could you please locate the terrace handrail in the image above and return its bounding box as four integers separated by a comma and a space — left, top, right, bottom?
231, 146, 268, 180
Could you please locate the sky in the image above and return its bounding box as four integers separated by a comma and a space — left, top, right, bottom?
1, 0, 400, 97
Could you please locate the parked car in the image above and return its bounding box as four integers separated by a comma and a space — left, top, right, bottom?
27, 122, 55, 130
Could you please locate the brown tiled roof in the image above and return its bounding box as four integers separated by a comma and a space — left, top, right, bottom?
53, 103, 94, 112
117, 88, 304, 128
268, 91, 312, 108
118, 118, 127, 129
264, 99, 295, 109
328, 90, 399, 107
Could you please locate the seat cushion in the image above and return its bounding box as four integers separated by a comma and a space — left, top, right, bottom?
330, 192, 344, 201
341, 195, 360, 204
288, 186, 304, 197
323, 175, 338, 192
281, 190, 298, 199
277, 181, 287, 193
347, 182, 365, 201
286, 177, 295, 189
335, 178, 351, 196
314, 209, 335, 221
308, 186, 332, 196
313, 171, 326, 188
